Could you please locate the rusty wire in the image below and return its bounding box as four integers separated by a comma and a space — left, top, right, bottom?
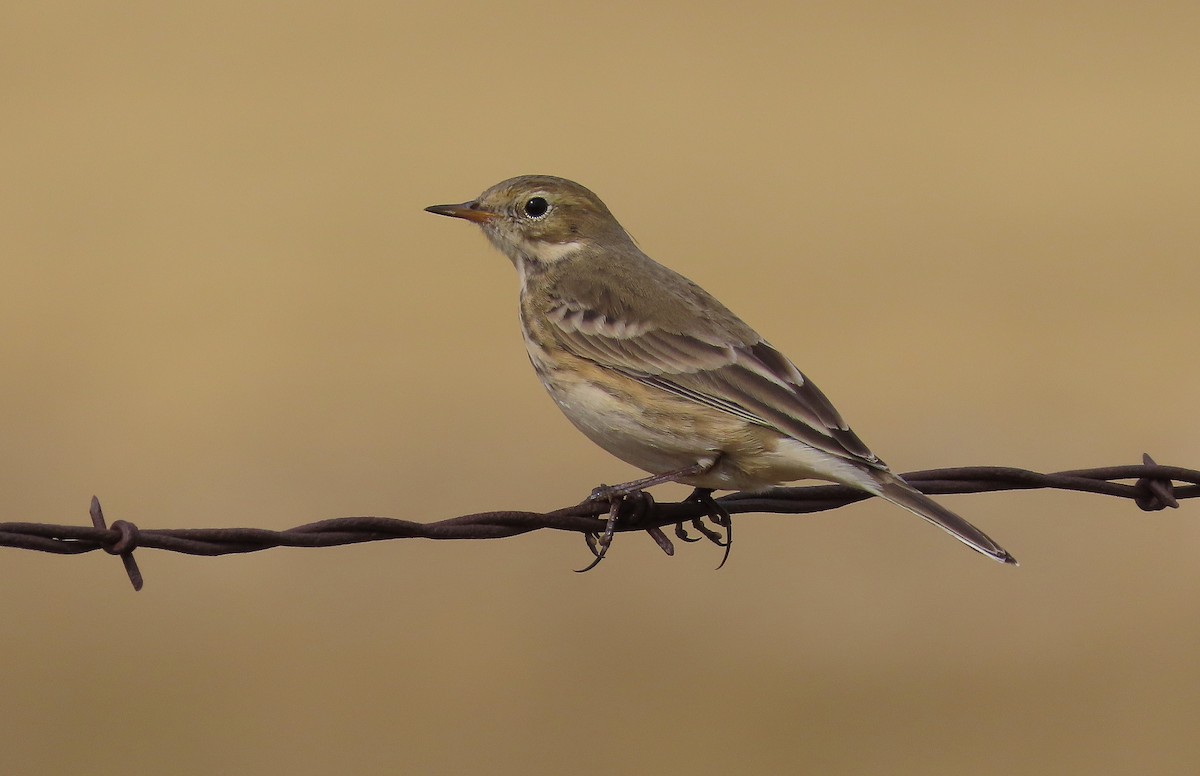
0, 454, 1193, 590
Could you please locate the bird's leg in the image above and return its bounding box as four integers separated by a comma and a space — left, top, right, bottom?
674, 488, 734, 569
577, 458, 719, 571
586, 460, 715, 503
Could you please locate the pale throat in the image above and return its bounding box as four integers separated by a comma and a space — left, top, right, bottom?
523, 237, 585, 264
484, 228, 585, 271
511, 238, 585, 289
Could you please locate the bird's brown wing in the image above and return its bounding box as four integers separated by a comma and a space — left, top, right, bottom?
543, 292, 885, 469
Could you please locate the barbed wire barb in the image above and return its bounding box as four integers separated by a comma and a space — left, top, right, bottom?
0, 453, 1194, 590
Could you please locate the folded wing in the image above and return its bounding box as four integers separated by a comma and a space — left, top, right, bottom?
545, 294, 886, 470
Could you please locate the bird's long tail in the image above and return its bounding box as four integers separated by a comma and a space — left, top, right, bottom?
870, 471, 1017, 565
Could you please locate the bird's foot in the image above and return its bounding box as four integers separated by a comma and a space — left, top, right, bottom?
673, 488, 733, 569
576, 488, 657, 573
577, 461, 724, 571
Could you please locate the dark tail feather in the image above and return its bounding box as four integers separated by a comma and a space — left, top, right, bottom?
872, 472, 1018, 565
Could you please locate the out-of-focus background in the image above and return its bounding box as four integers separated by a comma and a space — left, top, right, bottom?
2, 3, 1198, 774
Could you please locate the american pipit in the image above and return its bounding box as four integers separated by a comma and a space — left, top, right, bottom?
426, 175, 1015, 566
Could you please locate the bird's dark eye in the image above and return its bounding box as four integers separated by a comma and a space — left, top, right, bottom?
523, 196, 549, 219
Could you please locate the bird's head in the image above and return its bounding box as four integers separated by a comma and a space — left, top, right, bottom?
425, 175, 634, 267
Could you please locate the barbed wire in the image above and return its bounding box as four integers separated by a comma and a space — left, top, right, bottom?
0, 453, 1193, 590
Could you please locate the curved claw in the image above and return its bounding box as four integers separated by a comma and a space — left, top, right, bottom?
687, 488, 734, 570
712, 505, 733, 571
575, 551, 606, 573
690, 517, 726, 546
575, 499, 622, 573
674, 522, 702, 543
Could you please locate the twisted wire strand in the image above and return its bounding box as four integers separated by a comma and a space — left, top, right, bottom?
1, 454, 1193, 590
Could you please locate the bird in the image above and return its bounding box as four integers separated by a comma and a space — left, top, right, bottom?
425, 175, 1016, 566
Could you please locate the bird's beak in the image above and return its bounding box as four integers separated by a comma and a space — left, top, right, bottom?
424, 200, 498, 224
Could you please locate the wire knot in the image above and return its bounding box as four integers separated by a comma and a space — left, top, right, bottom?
89, 497, 144, 591
105, 520, 141, 555
1135, 453, 1180, 512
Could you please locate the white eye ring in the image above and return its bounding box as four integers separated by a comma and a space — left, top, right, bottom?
523, 196, 550, 219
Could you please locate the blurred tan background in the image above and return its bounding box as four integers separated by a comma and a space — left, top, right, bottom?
2, 2, 1199, 774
